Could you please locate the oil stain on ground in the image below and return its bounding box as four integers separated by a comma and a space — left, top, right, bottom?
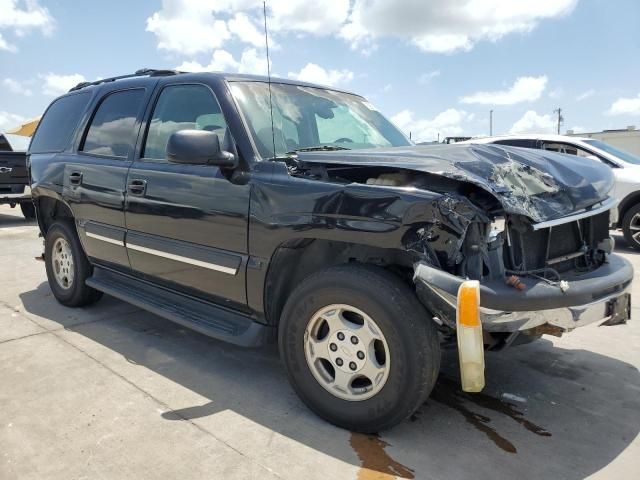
430, 376, 551, 454
350, 433, 415, 479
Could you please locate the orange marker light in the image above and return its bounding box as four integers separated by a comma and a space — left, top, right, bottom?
456, 280, 485, 392
457, 281, 481, 327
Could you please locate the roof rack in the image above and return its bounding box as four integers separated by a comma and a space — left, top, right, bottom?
68, 68, 180, 92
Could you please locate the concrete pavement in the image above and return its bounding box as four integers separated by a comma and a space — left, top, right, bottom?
1, 204, 638, 479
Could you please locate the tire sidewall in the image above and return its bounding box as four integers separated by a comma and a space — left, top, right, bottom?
280, 268, 438, 431
622, 204, 640, 249
45, 222, 85, 305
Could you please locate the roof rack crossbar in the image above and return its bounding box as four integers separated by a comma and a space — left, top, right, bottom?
68, 68, 179, 92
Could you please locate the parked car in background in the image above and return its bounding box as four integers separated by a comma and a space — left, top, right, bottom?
463, 134, 640, 249
29, 70, 632, 432
0, 133, 35, 219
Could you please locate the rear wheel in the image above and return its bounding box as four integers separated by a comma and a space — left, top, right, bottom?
20, 201, 35, 219
45, 221, 103, 307
622, 204, 640, 250
279, 264, 440, 433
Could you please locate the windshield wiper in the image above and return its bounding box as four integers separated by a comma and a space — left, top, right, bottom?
286, 145, 351, 155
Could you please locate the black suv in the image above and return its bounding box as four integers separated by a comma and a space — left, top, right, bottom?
29, 69, 632, 432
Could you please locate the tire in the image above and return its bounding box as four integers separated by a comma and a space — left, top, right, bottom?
20, 201, 36, 219
622, 203, 640, 250
279, 264, 440, 433
44, 221, 103, 307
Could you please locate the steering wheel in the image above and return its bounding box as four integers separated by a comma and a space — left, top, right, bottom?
334, 137, 354, 143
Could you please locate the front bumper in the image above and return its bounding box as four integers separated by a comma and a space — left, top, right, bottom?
413, 254, 633, 332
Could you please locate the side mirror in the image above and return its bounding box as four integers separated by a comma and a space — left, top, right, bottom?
166, 130, 237, 168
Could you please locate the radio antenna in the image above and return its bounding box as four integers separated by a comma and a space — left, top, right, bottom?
263, 1, 276, 159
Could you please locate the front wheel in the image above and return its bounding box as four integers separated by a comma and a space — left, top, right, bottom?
44, 221, 103, 307
622, 204, 640, 250
279, 264, 440, 433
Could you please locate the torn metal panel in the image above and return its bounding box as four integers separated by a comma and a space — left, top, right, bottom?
249, 170, 487, 271
296, 143, 614, 223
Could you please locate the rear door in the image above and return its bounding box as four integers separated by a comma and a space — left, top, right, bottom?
124, 82, 251, 308
64, 84, 153, 269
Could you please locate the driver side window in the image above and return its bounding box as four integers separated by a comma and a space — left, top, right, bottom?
143, 84, 227, 160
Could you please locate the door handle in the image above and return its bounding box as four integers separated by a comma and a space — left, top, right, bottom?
69, 172, 83, 185
128, 179, 147, 196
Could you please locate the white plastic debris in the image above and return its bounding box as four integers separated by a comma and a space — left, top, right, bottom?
502, 392, 527, 403
559, 280, 570, 292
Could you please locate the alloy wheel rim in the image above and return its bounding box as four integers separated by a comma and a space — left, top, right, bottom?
630, 213, 640, 244
52, 237, 74, 290
304, 304, 390, 401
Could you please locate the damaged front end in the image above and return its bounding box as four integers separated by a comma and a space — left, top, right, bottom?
293, 143, 633, 347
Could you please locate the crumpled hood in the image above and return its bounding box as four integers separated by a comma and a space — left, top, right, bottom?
297, 143, 614, 223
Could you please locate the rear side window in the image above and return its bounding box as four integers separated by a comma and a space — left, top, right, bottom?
81, 89, 145, 158
30, 92, 91, 154
494, 139, 538, 149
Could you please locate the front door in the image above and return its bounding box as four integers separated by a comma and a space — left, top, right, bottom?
125, 83, 250, 308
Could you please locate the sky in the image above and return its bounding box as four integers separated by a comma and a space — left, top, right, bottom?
1, 0, 640, 148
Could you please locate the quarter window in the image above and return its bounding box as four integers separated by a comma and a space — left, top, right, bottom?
143, 84, 227, 160
81, 89, 145, 158
30, 92, 91, 154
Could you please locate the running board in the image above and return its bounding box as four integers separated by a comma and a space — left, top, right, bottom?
86, 267, 270, 347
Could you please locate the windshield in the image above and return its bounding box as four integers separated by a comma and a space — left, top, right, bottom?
583, 139, 640, 165
229, 81, 411, 158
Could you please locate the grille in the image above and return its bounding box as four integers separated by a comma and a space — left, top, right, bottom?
506, 210, 610, 273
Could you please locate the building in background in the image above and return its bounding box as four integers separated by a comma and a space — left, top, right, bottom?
567, 126, 640, 155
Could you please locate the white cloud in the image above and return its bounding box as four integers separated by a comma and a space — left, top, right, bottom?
0, 0, 55, 52
510, 110, 556, 134
269, 0, 350, 35
288, 63, 354, 87
146, 0, 232, 55
2, 78, 32, 96
418, 70, 441, 84
460, 75, 548, 105
146, 0, 577, 58
548, 87, 563, 99
382, 84, 393, 93
341, 0, 578, 54
412, 34, 472, 54
391, 108, 473, 142
146, 0, 347, 56
0, 110, 26, 132
228, 12, 272, 48
40, 73, 86, 96
607, 93, 640, 116
177, 48, 269, 75
576, 89, 595, 101
0, 33, 16, 52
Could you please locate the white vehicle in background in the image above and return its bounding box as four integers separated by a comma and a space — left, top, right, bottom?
462, 134, 640, 250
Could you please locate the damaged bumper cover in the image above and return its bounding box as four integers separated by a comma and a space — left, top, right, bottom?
413, 254, 633, 332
